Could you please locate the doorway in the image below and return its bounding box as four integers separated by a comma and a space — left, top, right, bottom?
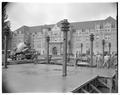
52, 47, 57, 55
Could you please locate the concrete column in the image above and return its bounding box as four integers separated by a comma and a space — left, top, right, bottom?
102, 39, 105, 66
81, 43, 83, 60
109, 43, 111, 55
46, 36, 50, 64
108, 42, 111, 68
90, 33, 94, 66
61, 19, 69, 77
63, 31, 67, 76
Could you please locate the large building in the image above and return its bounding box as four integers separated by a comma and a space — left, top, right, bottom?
11, 16, 117, 57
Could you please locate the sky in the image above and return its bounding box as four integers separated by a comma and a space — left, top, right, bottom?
6, 3, 117, 31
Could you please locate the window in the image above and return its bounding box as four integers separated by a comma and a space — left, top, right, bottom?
48, 28, 51, 31
86, 37, 89, 41
52, 47, 57, 55
82, 29, 85, 32
100, 24, 103, 29
77, 31, 81, 36
111, 24, 115, 28
38, 44, 41, 48
17, 31, 19, 34
96, 42, 99, 48
104, 23, 111, 29
108, 29, 110, 32
73, 29, 76, 32
86, 43, 89, 48
96, 25, 100, 29
96, 36, 99, 40
19, 31, 21, 34
14, 33, 16, 36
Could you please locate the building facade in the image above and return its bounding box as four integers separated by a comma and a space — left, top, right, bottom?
11, 16, 117, 57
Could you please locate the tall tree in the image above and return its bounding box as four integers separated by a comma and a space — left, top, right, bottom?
2, 2, 11, 49
2, 2, 11, 68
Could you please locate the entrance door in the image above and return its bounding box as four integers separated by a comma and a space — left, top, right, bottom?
52, 47, 57, 55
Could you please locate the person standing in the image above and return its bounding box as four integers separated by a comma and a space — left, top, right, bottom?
33, 51, 39, 64
103, 54, 110, 68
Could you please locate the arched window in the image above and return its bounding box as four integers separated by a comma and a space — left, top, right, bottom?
52, 47, 57, 55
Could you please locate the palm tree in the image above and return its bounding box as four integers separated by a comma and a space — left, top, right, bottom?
2, 2, 8, 50
2, 2, 11, 68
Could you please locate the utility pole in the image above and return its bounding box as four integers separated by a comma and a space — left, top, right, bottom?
46, 36, 50, 64
81, 43, 83, 60
108, 42, 111, 68
61, 19, 69, 77
109, 42, 111, 56
90, 33, 94, 66
102, 39, 105, 65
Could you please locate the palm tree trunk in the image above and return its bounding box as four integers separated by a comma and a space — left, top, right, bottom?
4, 35, 8, 68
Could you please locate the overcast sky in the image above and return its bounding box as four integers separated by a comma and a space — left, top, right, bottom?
6, 3, 117, 31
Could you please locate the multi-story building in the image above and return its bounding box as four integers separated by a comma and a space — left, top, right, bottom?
11, 16, 117, 57
72, 16, 117, 55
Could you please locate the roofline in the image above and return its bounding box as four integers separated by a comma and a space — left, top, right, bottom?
70, 16, 116, 24
13, 16, 116, 32
13, 25, 29, 32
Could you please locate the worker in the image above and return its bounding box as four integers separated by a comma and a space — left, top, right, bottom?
96, 54, 102, 68
103, 54, 110, 68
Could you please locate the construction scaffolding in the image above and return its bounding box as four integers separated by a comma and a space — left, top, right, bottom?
72, 70, 118, 93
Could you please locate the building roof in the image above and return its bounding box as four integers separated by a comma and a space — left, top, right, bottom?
70, 20, 104, 30
70, 16, 116, 30
14, 25, 29, 34
14, 16, 116, 33
28, 24, 54, 34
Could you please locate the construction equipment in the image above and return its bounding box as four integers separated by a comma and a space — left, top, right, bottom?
10, 42, 37, 60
